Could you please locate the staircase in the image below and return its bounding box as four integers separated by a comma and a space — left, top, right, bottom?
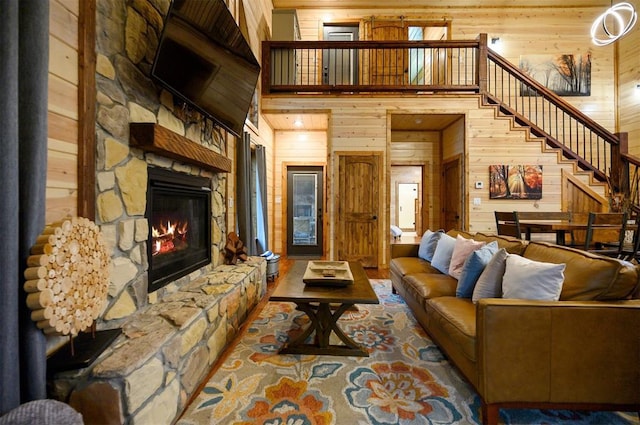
479, 40, 640, 215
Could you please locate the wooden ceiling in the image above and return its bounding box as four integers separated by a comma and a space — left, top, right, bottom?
272, 0, 610, 8
390, 113, 463, 131
263, 113, 329, 130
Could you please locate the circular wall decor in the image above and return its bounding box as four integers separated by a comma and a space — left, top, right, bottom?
24, 217, 110, 336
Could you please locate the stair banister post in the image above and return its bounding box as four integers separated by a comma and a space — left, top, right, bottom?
477, 33, 488, 94
612, 132, 630, 195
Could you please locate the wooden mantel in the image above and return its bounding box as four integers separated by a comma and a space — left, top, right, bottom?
129, 123, 232, 173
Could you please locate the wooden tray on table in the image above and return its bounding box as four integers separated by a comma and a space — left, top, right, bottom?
302, 261, 354, 286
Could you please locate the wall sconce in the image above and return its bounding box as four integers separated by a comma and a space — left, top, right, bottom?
591, 2, 637, 46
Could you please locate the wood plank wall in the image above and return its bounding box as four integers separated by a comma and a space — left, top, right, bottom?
262, 5, 631, 265
294, 7, 617, 130
48, 0, 80, 224
616, 0, 640, 153
263, 95, 606, 264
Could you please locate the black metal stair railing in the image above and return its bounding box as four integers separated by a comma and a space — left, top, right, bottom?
482, 49, 621, 182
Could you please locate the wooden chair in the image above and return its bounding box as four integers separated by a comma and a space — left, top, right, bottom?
583, 212, 628, 257
494, 211, 522, 238
619, 208, 640, 262
516, 211, 572, 241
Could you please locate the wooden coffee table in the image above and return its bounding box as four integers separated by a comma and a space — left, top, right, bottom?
270, 261, 379, 357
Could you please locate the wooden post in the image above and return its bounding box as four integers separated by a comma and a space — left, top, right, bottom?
611, 132, 629, 194
261, 40, 271, 95
477, 33, 488, 94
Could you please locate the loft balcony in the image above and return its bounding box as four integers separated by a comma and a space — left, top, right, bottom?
262, 38, 482, 95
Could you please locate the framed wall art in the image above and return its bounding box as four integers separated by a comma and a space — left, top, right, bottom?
519, 52, 591, 96
489, 165, 543, 199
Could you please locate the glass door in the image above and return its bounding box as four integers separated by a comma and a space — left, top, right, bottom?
287, 166, 323, 257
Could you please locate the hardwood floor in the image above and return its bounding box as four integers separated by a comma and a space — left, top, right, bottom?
180, 256, 390, 417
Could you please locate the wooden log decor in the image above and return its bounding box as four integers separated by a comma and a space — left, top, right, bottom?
224, 232, 249, 265
24, 217, 110, 336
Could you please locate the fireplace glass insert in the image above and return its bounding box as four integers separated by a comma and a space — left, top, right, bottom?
147, 168, 211, 292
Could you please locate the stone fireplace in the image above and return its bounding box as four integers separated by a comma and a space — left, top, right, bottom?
47, 3, 268, 423
146, 167, 211, 292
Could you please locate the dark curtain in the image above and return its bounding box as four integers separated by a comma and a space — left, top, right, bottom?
236, 132, 254, 253
0, 0, 49, 414
255, 145, 269, 253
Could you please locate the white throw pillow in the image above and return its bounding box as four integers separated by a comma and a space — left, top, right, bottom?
502, 254, 566, 301
430, 233, 456, 275
448, 235, 486, 279
472, 248, 508, 303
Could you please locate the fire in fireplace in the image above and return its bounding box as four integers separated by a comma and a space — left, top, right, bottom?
146, 168, 211, 292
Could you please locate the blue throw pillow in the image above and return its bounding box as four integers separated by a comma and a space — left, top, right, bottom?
431, 233, 456, 274
456, 241, 499, 298
418, 229, 443, 261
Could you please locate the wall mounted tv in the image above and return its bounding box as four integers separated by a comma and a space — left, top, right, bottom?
151, 0, 261, 138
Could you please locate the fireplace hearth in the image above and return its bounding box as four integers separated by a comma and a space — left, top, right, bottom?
146, 167, 212, 292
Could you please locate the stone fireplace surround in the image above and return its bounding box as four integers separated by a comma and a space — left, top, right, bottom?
46, 3, 270, 421
49, 123, 267, 424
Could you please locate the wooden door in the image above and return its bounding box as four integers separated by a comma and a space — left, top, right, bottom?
367, 20, 407, 85
338, 154, 380, 267
442, 157, 462, 230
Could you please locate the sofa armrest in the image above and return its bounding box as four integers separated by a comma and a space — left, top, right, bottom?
476, 298, 640, 405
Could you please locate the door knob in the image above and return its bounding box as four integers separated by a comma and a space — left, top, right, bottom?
372, 215, 377, 220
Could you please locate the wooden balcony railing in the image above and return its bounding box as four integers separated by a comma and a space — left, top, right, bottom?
262, 34, 637, 203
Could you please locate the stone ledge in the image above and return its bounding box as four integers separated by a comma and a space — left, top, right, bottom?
50, 257, 267, 425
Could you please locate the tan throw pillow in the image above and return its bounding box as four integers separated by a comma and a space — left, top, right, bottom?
448, 235, 486, 279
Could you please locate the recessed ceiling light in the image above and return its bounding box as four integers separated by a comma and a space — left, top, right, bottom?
293, 119, 303, 127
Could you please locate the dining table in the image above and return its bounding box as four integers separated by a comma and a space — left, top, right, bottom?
517, 220, 635, 246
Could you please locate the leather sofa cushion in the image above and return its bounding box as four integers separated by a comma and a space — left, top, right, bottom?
523, 241, 639, 301
426, 297, 477, 362
390, 257, 438, 277
475, 232, 527, 255
403, 273, 457, 304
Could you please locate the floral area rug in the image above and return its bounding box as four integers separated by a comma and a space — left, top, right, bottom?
177, 280, 639, 425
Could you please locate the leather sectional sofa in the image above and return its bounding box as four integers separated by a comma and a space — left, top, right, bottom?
390, 230, 640, 425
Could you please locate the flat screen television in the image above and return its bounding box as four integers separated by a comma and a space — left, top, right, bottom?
151, 0, 261, 137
